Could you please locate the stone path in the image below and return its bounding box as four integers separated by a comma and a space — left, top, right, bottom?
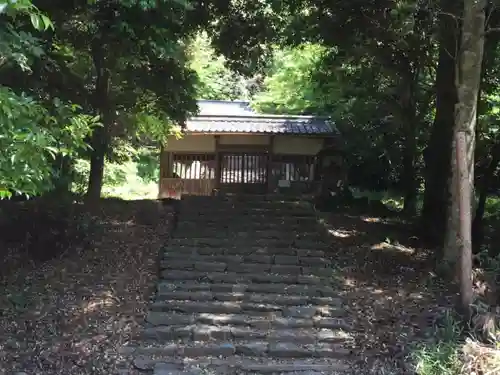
132, 195, 356, 374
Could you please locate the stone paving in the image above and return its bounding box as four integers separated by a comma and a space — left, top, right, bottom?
131, 195, 356, 374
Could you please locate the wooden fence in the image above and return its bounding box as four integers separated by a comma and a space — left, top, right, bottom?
159, 153, 216, 197
159, 152, 320, 197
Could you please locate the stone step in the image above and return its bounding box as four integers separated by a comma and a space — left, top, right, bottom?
146, 311, 353, 330
178, 208, 315, 217
180, 195, 309, 205
150, 300, 345, 317
172, 229, 320, 240
175, 221, 319, 231
141, 324, 352, 344
136, 339, 352, 362
159, 270, 332, 285
180, 205, 312, 212
133, 355, 351, 373
156, 281, 339, 297
180, 198, 311, 206
168, 237, 328, 250
155, 289, 341, 306
177, 214, 317, 224
176, 216, 318, 225
163, 247, 328, 258
161, 253, 332, 267
159, 261, 334, 277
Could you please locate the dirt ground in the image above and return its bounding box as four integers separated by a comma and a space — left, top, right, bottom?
0, 198, 173, 375
0, 196, 459, 375
317, 207, 456, 374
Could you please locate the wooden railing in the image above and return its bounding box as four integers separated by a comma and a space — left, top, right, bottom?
159, 177, 216, 198
271, 155, 317, 182
158, 152, 320, 197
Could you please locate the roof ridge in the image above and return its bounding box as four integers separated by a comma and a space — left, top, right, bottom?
190, 114, 331, 121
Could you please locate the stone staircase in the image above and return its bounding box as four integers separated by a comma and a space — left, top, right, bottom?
132, 195, 355, 374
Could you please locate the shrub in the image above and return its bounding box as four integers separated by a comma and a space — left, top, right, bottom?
412, 312, 463, 375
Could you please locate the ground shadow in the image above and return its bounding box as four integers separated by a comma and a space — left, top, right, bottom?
0, 197, 174, 374
316, 205, 455, 373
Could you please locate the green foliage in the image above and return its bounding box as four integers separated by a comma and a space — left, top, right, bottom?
188, 32, 253, 100
101, 161, 158, 200
0, 0, 215, 198
0, 81, 97, 199
253, 44, 332, 115
0, 0, 52, 30
72, 159, 128, 195
93, 159, 158, 200
412, 313, 463, 375
132, 112, 181, 145
0, 0, 99, 198
252, 44, 406, 190
72, 145, 159, 197
0, 0, 52, 71
134, 147, 159, 183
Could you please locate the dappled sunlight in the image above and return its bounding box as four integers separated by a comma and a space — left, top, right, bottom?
0, 199, 172, 374
361, 216, 383, 223
314, 205, 454, 372
82, 291, 121, 314
110, 219, 136, 227
328, 228, 357, 238
341, 277, 358, 287
370, 241, 415, 254
407, 292, 425, 300
334, 329, 354, 340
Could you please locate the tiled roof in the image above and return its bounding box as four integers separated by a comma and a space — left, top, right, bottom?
186, 116, 336, 135
188, 100, 337, 135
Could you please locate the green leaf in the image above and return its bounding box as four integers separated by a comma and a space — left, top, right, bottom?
40, 15, 53, 30
45, 146, 58, 157
29, 13, 42, 31
0, 189, 12, 199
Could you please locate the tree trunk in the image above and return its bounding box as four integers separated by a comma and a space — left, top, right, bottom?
51, 155, 74, 195
86, 47, 111, 202
444, 138, 461, 266
421, 0, 461, 247
446, 0, 486, 320
87, 121, 108, 201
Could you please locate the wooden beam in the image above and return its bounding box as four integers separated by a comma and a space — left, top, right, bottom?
158, 144, 165, 198
217, 144, 270, 152
166, 152, 173, 177
267, 135, 275, 193
214, 135, 221, 191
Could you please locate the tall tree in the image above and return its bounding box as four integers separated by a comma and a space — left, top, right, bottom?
30, 0, 200, 201
420, 0, 461, 247
446, 0, 486, 317
0, 0, 96, 198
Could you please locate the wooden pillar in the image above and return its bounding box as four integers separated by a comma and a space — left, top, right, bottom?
267, 135, 275, 193
167, 152, 174, 177
158, 146, 174, 198
158, 144, 165, 198
214, 135, 221, 191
